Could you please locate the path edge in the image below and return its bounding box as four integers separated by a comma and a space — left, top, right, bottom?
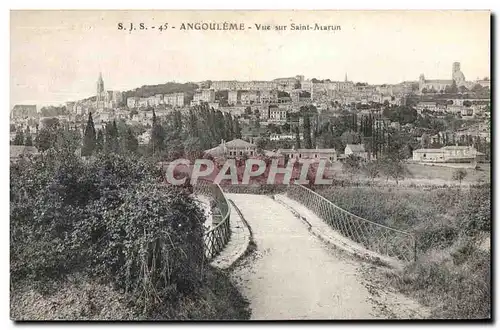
209, 199, 255, 271
273, 194, 404, 270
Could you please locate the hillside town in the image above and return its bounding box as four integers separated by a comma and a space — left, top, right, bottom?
10, 61, 491, 170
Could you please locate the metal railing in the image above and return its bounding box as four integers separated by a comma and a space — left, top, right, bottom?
287, 184, 417, 262
193, 180, 231, 260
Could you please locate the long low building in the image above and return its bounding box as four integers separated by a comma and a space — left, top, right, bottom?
278, 147, 337, 163
412, 146, 485, 163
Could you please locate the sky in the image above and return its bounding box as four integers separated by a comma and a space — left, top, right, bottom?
10, 10, 491, 107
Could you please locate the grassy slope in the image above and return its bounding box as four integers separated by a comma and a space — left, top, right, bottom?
315, 185, 491, 319
326, 161, 490, 186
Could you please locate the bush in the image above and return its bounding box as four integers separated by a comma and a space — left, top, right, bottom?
388, 247, 490, 319
10, 150, 206, 315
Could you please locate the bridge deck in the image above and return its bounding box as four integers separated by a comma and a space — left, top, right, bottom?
228, 193, 379, 320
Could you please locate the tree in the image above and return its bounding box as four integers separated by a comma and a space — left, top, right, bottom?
342, 154, 361, 180
96, 129, 104, 153
363, 161, 380, 183
81, 112, 97, 157
452, 168, 467, 186
380, 157, 407, 185
104, 120, 120, 154
341, 130, 361, 146
183, 136, 203, 161
282, 122, 291, 133
188, 108, 199, 138
294, 125, 301, 149
54, 127, 81, 153
420, 133, 431, 148
450, 80, 458, 94
256, 137, 269, 155
303, 115, 313, 149
24, 135, 33, 147
124, 127, 138, 153
150, 110, 165, 156
471, 84, 483, 92
13, 130, 24, 145
233, 117, 242, 139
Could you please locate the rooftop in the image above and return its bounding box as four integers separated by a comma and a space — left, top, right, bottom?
345, 144, 366, 152
10, 145, 39, 158
413, 148, 445, 153
224, 139, 256, 148
278, 148, 336, 153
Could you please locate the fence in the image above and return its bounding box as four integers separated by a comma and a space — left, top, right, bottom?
193, 180, 232, 260
287, 184, 417, 262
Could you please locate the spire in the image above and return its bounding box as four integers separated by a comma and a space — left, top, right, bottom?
345, 72, 348, 82
97, 72, 104, 94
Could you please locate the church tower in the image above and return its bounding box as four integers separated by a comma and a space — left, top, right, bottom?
96, 72, 106, 109
344, 73, 348, 82
96, 72, 104, 104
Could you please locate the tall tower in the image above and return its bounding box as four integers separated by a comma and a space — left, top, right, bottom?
345, 73, 348, 82
419, 74, 426, 91
452, 62, 465, 86
96, 72, 104, 104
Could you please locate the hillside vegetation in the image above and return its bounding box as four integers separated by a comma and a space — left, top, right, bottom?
316, 185, 490, 319
10, 150, 249, 320
122, 82, 199, 105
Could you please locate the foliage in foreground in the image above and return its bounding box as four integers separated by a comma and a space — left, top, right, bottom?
10, 150, 227, 317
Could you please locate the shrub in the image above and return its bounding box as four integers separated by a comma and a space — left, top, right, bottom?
10, 150, 206, 315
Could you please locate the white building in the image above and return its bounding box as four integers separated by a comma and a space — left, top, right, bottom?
345, 144, 369, 160
413, 146, 484, 163
278, 147, 337, 163
164, 92, 185, 107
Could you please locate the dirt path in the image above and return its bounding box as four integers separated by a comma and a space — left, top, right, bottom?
228, 193, 428, 320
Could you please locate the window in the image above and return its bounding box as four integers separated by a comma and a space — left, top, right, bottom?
423, 154, 426, 158
299, 154, 302, 158
239, 151, 243, 156
250, 151, 253, 156
315, 154, 318, 158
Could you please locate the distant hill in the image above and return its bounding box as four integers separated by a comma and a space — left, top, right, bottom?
122, 82, 199, 105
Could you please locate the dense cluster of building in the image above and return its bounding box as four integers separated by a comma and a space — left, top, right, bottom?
127, 92, 185, 108
10, 61, 491, 166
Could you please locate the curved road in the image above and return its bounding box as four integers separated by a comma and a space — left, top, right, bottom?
228, 193, 425, 320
